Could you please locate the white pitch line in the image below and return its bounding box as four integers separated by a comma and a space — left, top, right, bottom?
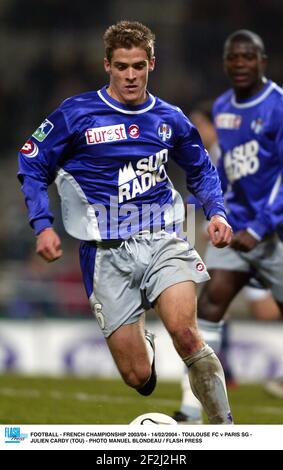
0, 387, 179, 407
1, 387, 283, 416
0, 387, 41, 398
253, 406, 283, 416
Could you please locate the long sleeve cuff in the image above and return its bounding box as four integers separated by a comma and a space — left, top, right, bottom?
208, 209, 227, 221
247, 219, 273, 241
32, 218, 53, 236
246, 227, 262, 241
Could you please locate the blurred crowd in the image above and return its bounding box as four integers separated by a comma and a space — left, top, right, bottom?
0, 0, 282, 317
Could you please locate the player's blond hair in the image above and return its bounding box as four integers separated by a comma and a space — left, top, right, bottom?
103, 20, 155, 61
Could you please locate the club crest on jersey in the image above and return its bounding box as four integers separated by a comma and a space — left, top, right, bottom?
20, 139, 39, 158
158, 123, 172, 142
128, 124, 140, 139
32, 119, 54, 142
251, 118, 263, 134
215, 113, 242, 129
85, 124, 127, 144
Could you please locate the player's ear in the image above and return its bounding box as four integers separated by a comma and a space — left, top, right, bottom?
149, 57, 155, 72
104, 57, 111, 74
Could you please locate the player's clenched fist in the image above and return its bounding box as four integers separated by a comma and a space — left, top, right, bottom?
207, 215, 233, 248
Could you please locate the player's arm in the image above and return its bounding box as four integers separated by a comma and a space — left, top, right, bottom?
19, 173, 63, 262
173, 111, 232, 247
230, 169, 283, 252
243, 104, 283, 244
18, 108, 70, 262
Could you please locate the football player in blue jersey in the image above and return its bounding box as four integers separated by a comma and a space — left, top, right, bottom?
174, 29, 283, 424
18, 21, 234, 423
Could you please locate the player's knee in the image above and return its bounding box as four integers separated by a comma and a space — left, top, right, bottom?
170, 325, 203, 355
121, 364, 152, 389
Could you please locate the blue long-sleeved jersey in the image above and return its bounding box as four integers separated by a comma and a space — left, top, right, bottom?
214, 80, 283, 240
18, 86, 226, 240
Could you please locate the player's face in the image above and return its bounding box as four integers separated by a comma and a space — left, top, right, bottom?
104, 47, 155, 105
223, 40, 266, 97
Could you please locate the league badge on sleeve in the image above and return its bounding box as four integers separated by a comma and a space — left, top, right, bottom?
20, 139, 39, 158
32, 118, 54, 142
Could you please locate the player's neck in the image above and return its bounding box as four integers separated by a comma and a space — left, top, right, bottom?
106, 86, 148, 106
234, 77, 267, 101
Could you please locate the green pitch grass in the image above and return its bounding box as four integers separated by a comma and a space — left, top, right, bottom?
0, 374, 282, 424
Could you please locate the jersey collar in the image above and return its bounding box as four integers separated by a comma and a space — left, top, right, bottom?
98, 86, 156, 114
231, 80, 275, 109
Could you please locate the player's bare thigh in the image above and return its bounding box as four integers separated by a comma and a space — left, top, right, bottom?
154, 280, 203, 357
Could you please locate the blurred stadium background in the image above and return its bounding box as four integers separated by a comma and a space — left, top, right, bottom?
0, 0, 283, 424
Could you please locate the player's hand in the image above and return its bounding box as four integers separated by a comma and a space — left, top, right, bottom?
230, 229, 259, 252
207, 215, 233, 248
36, 227, 63, 262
